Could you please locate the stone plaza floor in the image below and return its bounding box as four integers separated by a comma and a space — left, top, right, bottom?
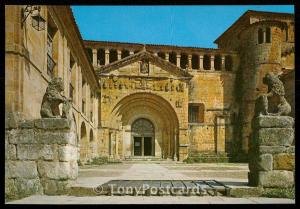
7, 162, 295, 204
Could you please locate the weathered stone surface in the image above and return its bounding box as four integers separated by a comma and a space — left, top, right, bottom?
17, 144, 55, 161
34, 118, 71, 130
6, 161, 38, 179
35, 131, 76, 145
8, 129, 35, 144
5, 144, 17, 160
257, 154, 273, 171
253, 116, 294, 129
286, 146, 295, 153
273, 153, 295, 171
19, 120, 34, 129
5, 178, 17, 200
5, 112, 25, 129
41, 179, 71, 195
258, 170, 294, 188
38, 161, 78, 180
58, 145, 78, 162
254, 128, 294, 146
258, 145, 295, 154
14, 178, 43, 197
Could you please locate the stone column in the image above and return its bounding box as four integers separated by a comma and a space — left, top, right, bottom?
199, 54, 204, 70
165, 53, 169, 62
129, 50, 134, 55
176, 54, 181, 67
115, 132, 119, 158
263, 29, 266, 43
105, 49, 109, 65
174, 129, 177, 161
248, 116, 295, 188
117, 50, 122, 60
210, 55, 215, 71
216, 117, 225, 153
188, 54, 192, 69
141, 137, 144, 156
221, 55, 226, 71
92, 48, 97, 67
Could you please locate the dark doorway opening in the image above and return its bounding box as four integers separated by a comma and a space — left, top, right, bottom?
134, 137, 142, 156
144, 137, 152, 156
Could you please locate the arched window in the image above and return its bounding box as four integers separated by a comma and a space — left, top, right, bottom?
180, 53, 188, 69
266, 27, 271, 43
214, 55, 222, 71
169, 52, 177, 65
158, 52, 165, 59
89, 130, 94, 142
191, 54, 199, 69
97, 48, 105, 65
225, 55, 233, 71
121, 49, 130, 59
109, 49, 118, 63
203, 55, 211, 70
258, 28, 263, 44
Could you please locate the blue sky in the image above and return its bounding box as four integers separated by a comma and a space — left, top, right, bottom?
72, 6, 294, 48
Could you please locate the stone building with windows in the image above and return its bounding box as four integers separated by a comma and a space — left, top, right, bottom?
5, 6, 294, 162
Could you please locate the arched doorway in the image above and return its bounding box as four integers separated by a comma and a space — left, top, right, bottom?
131, 118, 155, 156
108, 92, 180, 160
80, 122, 87, 161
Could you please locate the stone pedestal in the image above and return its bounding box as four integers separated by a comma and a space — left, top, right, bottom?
248, 116, 295, 188
5, 113, 78, 200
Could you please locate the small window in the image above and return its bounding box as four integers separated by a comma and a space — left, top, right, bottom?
258, 28, 263, 44
188, 103, 205, 123
266, 27, 271, 43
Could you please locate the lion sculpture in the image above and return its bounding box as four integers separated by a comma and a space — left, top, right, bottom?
254, 72, 291, 116
40, 77, 72, 119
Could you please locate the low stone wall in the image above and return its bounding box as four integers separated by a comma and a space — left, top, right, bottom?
5, 113, 78, 200
248, 116, 295, 188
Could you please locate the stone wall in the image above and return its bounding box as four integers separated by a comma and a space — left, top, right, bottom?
248, 116, 295, 188
5, 113, 78, 200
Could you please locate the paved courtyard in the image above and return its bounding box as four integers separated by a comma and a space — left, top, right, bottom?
7, 162, 295, 204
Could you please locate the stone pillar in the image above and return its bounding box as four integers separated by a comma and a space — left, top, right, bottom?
165, 53, 169, 62
174, 129, 177, 161
221, 55, 225, 71
199, 54, 204, 70
129, 50, 134, 55
216, 117, 225, 153
176, 54, 181, 67
210, 55, 215, 71
117, 50, 122, 60
188, 54, 192, 69
115, 132, 119, 159
105, 49, 109, 65
263, 29, 266, 43
141, 137, 144, 156
248, 116, 295, 188
92, 49, 97, 67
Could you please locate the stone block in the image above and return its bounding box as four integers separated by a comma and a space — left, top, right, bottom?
58, 145, 78, 162
257, 154, 273, 171
5, 178, 17, 200
252, 116, 294, 129
14, 178, 43, 197
6, 161, 38, 179
9, 129, 35, 144
19, 120, 34, 129
35, 131, 76, 145
254, 128, 294, 146
17, 144, 55, 161
34, 118, 71, 130
273, 154, 295, 171
258, 170, 294, 188
5, 112, 25, 129
38, 161, 78, 180
5, 144, 17, 160
258, 146, 286, 154
41, 179, 71, 195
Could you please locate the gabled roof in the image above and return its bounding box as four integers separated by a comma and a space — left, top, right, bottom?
97, 49, 193, 78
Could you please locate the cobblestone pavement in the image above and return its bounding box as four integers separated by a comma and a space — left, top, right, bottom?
6, 162, 295, 204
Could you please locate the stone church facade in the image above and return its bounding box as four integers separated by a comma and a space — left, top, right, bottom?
5, 6, 294, 162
